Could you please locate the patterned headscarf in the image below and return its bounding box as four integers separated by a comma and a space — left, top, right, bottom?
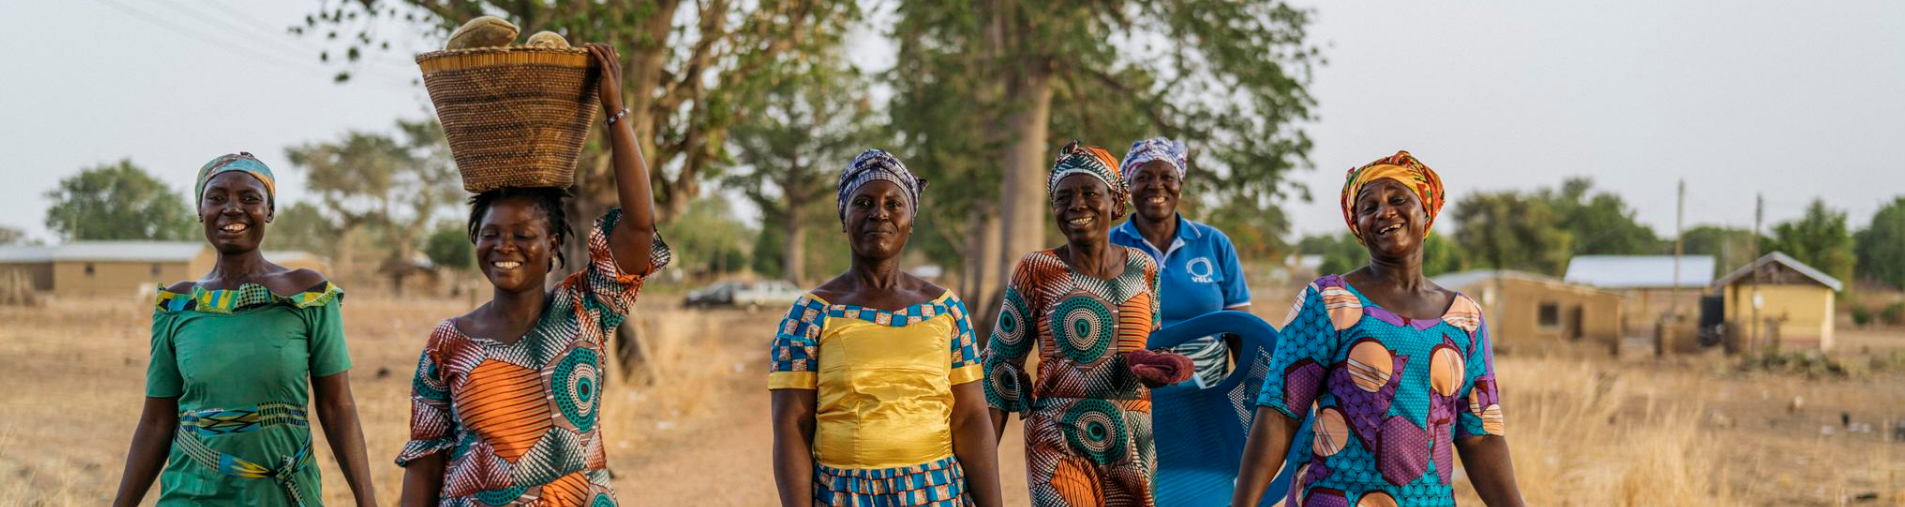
836, 149, 926, 230
1119, 137, 1188, 184
1047, 140, 1128, 217
195, 152, 277, 210
1340, 150, 1444, 243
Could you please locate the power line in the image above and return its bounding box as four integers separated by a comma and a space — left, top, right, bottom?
88, 0, 416, 92
141, 0, 420, 82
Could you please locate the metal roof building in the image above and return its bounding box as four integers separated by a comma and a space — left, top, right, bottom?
1563, 255, 1716, 289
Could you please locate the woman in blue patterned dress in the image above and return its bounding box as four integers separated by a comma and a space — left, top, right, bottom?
1231, 152, 1525, 507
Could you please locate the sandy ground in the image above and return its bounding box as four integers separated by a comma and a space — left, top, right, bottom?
1, 294, 1902, 506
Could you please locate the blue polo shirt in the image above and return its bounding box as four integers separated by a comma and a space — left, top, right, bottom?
1111, 214, 1252, 326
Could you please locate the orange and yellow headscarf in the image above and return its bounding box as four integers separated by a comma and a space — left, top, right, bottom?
1340, 150, 1443, 243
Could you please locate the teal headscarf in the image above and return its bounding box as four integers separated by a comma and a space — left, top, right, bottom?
195, 152, 276, 210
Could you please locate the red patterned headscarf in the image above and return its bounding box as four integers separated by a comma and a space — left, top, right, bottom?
1340, 150, 1443, 243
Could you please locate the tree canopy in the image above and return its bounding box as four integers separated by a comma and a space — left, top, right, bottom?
44, 159, 195, 241
1766, 198, 1855, 288
1854, 196, 1905, 289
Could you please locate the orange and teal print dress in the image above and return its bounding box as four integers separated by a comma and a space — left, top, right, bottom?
982, 247, 1162, 507
767, 290, 986, 506
1258, 275, 1504, 507
397, 210, 670, 507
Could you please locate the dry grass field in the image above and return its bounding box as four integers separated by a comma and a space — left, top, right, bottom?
0, 293, 1900, 506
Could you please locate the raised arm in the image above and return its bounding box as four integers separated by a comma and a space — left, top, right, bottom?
110, 396, 178, 507
586, 42, 658, 276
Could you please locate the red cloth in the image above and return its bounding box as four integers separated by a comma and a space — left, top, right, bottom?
1126, 348, 1194, 387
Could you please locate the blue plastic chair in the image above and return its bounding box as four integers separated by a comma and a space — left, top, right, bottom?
1147, 311, 1295, 507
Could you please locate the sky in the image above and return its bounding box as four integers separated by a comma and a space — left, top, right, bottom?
3, 1, 1902, 243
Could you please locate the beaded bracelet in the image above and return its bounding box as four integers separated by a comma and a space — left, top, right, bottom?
605, 107, 631, 125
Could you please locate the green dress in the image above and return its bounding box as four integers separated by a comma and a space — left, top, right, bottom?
146, 281, 351, 507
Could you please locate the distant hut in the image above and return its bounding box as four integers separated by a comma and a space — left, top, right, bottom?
1563, 255, 1716, 338
0, 242, 325, 298
1434, 269, 1623, 349
1712, 252, 1843, 351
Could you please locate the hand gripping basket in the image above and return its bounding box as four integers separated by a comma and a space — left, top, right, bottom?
417, 46, 600, 193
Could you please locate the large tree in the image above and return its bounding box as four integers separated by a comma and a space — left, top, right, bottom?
284, 119, 460, 277
891, 0, 1320, 327
1766, 198, 1855, 289
723, 50, 874, 284
306, 0, 858, 225
1449, 190, 1573, 276
1855, 196, 1905, 289
44, 159, 195, 241
1540, 177, 1663, 255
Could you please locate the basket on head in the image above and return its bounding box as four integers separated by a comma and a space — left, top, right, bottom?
417, 46, 600, 193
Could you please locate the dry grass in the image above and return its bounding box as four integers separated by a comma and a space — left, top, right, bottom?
0, 297, 1900, 506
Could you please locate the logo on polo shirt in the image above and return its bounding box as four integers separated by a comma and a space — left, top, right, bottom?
1186, 256, 1215, 283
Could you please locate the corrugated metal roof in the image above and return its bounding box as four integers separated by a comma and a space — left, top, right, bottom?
3, 243, 326, 265
0, 241, 203, 263
1563, 255, 1716, 289
1711, 251, 1843, 291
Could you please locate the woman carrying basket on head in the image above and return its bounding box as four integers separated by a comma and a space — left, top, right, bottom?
111, 153, 380, 507
395, 43, 669, 507
766, 149, 1007, 507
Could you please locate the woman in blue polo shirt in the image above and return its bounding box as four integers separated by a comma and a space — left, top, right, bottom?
1108, 137, 1252, 388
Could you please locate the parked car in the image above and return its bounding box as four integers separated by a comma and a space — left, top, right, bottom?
684, 280, 804, 312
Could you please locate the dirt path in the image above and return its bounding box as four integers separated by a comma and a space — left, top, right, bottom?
611, 307, 1032, 505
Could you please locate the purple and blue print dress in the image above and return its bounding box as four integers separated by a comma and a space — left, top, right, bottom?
1258, 276, 1504, 507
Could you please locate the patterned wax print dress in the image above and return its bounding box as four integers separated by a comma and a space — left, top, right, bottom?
1258, 275, 1504, 507
767, 291, 986, 506
147, 280, 350, 506
397, 210, 670, 507
982, 247, 1163, 507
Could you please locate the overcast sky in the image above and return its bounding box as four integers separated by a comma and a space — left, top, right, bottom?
3, 1, 1901, 244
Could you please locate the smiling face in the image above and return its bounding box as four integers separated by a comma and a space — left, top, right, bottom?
843, 179, 913, 261
1128, 160, 1181, 222
198, 172, 273, 254
473, 196, 560, 293
1051, 174, 1118, 247
1352, 178, 1428, 259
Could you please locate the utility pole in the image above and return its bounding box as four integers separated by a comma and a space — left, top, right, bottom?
1666, 179, 1684, 358
1750, 193, 1763, 352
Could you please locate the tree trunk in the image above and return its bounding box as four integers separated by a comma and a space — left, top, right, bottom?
784, 196, 806, 284
993, 59, 1056, 306
965, 206, 1003, 339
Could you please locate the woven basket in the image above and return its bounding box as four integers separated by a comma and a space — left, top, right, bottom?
417, 46, 600, 193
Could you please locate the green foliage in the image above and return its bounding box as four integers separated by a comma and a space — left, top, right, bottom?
661, 197, 753, 278
43, 159, 195, 241
1450, 190, 1573, 276
1297, 233, 1365, 276
890, 0, 1320, 277
1540, 178, 1663, 255
1766, 198, 1855, 289
284, 119, 459, 265
1854, 196, 1905, 289
268, 202, 342, 257
1202, 203, 1291, 262
307, 0, 862, 222
1421, 234, 1468, 277
1850, 303, 1873, 327
751, 201, 851, 282
422, 221, 474, 271
723, 50, 876, 283
0, 226, 28, 245
1882, 301, 1905, 326
1682, 225, 1761, 278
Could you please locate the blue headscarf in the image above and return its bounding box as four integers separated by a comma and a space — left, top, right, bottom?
835, 149, 926, 230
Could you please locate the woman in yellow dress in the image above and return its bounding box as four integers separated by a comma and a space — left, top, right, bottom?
767, 149, 1006, 507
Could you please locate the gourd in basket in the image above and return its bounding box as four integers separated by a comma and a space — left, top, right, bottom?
420, 17, 597, 193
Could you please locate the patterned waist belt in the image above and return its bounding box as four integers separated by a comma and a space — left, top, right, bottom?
174, 402, 315, 507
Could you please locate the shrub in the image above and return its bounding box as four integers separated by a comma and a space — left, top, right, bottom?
1882, 301, 1905, 326
1850, 303, 1873, 327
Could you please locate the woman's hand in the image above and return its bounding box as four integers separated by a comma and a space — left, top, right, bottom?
584, 43, 624, 114
1127, 348, 1194, 388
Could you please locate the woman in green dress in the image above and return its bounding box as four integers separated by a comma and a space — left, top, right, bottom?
111, 153, 380, 507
